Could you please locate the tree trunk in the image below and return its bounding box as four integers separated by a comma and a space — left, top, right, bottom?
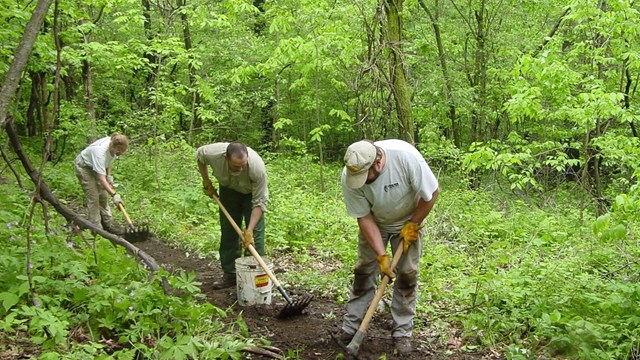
141, 0, 156, 98
419, 0, 460, 147
0, 0, 53, 130
82, 41, 97, 142
384, 0, 414, 143
472, 3, 488, 143
26, 71, 47, 137
178, 0, 202, 144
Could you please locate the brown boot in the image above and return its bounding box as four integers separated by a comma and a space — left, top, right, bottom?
102, 221, 125, 235
211, 276, 236, 290
394, 337, 412, 355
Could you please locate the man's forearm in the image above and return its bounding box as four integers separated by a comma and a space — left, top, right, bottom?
411, 189, 439, 224
358, 214, 385, 256
197, 161, 211, 182
247, 206, 263, 232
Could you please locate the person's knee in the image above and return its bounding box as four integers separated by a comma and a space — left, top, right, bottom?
396, 269, 418, 290
352, 271, 374, 296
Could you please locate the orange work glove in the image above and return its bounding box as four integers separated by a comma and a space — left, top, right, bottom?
376, 254, 395, 279
400, 221, 421, 252
242, 229, 254, 249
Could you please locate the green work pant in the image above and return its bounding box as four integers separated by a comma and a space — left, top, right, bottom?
219, 186, 265, 279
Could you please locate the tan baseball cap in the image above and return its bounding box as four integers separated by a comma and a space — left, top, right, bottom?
344, 140, 376, 189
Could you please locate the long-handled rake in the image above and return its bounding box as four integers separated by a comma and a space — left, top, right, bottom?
209, 193, 312, 319
116, 203, 150, 243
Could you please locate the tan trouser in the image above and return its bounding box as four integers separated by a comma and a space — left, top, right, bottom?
74, 156, 113, 229
342, 227, 425, 338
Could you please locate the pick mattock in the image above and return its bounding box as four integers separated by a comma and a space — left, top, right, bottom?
116, 203, 151, 243
209, 193, 312, 319
346, 240, 405, 357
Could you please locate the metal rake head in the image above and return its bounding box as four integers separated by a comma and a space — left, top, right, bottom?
277, 295, 313, 319
123, 224, 151, 243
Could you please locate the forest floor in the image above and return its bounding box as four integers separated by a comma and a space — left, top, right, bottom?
136, 236, 502, 360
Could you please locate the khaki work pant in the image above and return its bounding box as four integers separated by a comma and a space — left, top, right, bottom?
74, 156, 114, 229
342, 227, 425, 339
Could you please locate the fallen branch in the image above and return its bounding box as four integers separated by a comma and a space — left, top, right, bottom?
5, 119, 170, 293
241, 345, 284, 359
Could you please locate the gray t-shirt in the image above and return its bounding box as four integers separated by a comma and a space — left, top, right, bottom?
341, 139, 439, 232
196, 143, 269, 211
79, 136, 115, 176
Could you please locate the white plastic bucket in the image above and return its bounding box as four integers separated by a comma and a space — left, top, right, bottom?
235, 256, 273, 306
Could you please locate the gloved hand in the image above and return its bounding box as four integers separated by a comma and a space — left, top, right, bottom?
400, 221, 421, 252
112, 193, 124, 207
376, 254, 395, 279
106, 175, 114, 186
242, 229, 254, 249
202, 180, 218, 198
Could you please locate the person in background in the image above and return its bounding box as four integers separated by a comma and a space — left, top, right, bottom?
196, 141, 269, 289
74, 134, 128, 234
339, 139, 439, 355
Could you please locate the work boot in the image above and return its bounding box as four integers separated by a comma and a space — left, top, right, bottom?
394, 337, 412, 355
102, 221, 125, 236
211, 276, 236, 290
339, 330, 354, 344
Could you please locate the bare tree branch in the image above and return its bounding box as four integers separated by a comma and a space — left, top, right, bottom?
533, 6, 571, 57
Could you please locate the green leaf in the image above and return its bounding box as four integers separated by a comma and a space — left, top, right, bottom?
0, 292, 19, 312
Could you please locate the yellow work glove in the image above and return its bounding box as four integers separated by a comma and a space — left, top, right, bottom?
376, 254, 395, 279
400, 221, 421, 252
242, 229, 254, 249
202, 180, 218, 198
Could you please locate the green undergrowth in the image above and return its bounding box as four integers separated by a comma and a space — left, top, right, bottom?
1, 137, 639, 359
0, 173, 255, 359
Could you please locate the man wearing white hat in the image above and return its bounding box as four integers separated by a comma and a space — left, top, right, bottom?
339, 139, 439, 355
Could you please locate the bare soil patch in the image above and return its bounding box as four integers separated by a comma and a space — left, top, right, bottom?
137, 237, 499, 360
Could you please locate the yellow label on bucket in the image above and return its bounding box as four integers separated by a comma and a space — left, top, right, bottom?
254, 274, 269, 288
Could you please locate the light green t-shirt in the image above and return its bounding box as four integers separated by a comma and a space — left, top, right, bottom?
196, 143, 269, 211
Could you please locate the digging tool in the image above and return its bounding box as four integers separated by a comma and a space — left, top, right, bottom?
209, 193, 313, 319
116, 203, 150, 242
346, 241, 405, 357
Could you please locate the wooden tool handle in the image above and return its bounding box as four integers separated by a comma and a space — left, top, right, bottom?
117, 203, 133, 225
357, 243, 404, 332
210, 194, 283, 288
211, 194, 244, 238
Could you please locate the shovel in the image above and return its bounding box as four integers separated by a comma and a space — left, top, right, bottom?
346, 240, 405, 357
209, 193, 312, 319
116, 203, 150, 242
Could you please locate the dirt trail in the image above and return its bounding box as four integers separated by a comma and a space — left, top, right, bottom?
136, 237, 497, 360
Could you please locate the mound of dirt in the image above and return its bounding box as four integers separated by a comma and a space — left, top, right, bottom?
136, 238, 495, 360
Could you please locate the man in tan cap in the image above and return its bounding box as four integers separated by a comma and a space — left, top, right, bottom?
339, 139, 439, 355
